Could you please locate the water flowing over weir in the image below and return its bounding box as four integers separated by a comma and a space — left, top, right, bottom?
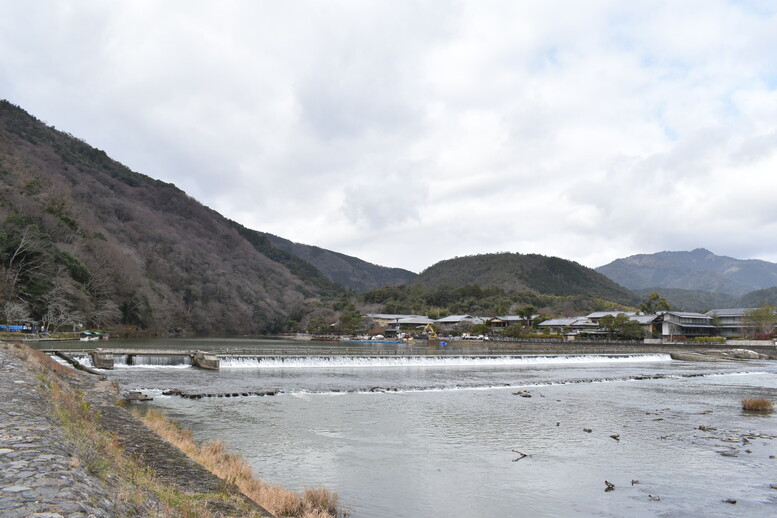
115, 354, 193, 367
218, 353, 674, 369
64, 351, 673, 370
62, 354, 193, 368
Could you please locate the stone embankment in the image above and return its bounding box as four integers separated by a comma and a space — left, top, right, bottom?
0, 342, 273, 518
1, 344, 119, 518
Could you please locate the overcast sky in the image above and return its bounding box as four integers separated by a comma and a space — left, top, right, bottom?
2, 1, 777, 273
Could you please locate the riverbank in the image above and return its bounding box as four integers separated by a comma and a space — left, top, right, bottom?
0, 342, 274, 518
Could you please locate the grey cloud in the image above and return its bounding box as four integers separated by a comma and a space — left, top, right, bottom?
3, 1, 777, 272
299, 82, 416, 141
731, 130, 777, 165
342, 174, 428, 230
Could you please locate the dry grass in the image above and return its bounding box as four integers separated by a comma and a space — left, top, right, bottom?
742, 398, 774, 412
139, 408, 344, 518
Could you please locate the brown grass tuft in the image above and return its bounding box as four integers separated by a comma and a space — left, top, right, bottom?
138, 409, 343, 517
742, 398, 774, 412
304, 487, 339, 515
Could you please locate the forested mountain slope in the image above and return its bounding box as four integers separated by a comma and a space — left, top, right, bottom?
413, 252, 637, 305
630, 288, 738, 312
265, 233, 416, 293
736, 286, 777, 308
0, 100, 344, 335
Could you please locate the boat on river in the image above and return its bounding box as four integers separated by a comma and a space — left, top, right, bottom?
79, 331, 102, 342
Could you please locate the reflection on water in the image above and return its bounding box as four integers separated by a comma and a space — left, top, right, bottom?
96, 346, 777, 518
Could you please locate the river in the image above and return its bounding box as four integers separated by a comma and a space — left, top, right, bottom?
68, 339, 777, 517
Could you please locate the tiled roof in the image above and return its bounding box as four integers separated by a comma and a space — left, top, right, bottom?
704, 308, 751, 317
435, 314, 476, 323
587, 311, 637, 319
367, 314, 426, 320
397, 317, 435, 325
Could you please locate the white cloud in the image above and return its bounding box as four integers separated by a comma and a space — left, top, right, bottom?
2, 0, 777, 273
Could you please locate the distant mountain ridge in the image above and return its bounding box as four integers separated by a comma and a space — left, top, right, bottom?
596, 248, 777, 297
413, 252, 637, 305
264, 233, 416, 292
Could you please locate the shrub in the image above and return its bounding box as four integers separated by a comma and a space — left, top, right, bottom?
304, 487, 339, 516
55, 250, 91, 283
742, 398, 774, 412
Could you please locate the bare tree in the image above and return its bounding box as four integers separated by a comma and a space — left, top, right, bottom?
2, 225, 48, 302
2, 301, 30, 323
39, 277, 82, 332
90, 300, 120, 328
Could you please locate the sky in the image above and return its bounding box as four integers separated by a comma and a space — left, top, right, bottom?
2, 1, 777, 273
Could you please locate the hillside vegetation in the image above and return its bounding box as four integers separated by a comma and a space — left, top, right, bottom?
349, 252, 639, 321
360, 283, 634, 321
737, 286, 777, 308
265, 233, 416, 292
630, 288, 738, 312
413, 253, 637, 305
0, 100, 348, 335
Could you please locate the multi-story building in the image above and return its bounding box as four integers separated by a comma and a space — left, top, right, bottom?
660, 311, 715, 339
705, 308, 749, 338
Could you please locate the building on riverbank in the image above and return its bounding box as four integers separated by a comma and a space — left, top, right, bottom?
705, 308, 752, 338
363, 307, 775, 343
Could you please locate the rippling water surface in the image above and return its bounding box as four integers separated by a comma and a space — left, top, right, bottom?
92, 341, 777, 517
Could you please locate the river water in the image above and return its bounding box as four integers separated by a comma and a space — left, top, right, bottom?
76, 340, 777, 517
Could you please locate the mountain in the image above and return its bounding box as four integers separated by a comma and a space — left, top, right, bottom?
596, 248, 777, 297
737, 287, 777, 308
264, 233, 416, 292
412, 252, 637, 305
630, 288, 738, 312
0, 100, 403, 335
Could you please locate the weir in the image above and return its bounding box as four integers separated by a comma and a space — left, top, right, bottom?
42, 349, 220, 370
40, 342, 777, 371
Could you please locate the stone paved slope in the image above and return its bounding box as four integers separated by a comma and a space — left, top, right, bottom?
0, 344, 119, 517
0, 343, 274, 518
